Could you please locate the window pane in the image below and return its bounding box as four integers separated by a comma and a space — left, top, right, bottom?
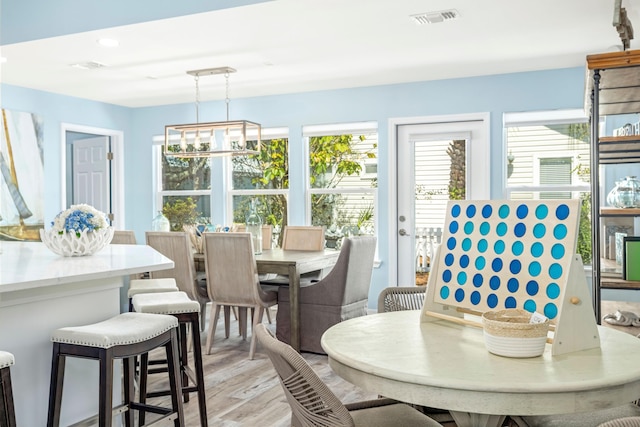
232, 194, 288, 228
311, 192, 375, 235
309, 133, 377, 189
162, 195, 211, 229
506, 123, 590, 187
540, 157, 572, 199
232, 138, 289, 190
161, 154, 211, 191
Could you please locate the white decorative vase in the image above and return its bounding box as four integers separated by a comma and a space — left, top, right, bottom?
40, 228, 114, 257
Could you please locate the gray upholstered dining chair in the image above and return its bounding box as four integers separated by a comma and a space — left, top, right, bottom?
377, 286, 426, 313
145, 231, 210, 330
276, 235, 376, 354
255, 324, 443, 427
203, 232, 278, 359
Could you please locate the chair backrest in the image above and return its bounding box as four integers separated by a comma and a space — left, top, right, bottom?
255, 324, 354, 427
282, 226, 324, 251
111, 230, 137, 245
598, 417, 640, 427
234, 224, 273, 250
314, 236, 377, 306
377, 286, 426, 313
145, 231, 199, 301
203, 232, 272, 306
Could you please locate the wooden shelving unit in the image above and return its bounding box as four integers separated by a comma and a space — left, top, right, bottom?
586, 49, 640, 320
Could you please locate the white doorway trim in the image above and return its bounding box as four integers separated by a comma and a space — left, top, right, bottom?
387, 113, 490, 287
60, 123, 125, 228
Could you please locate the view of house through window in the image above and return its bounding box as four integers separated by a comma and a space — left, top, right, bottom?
305, 122, 378, 246
504, 110, 591, 263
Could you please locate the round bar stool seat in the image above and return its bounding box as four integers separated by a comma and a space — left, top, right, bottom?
132, 291, 208, 427
47, 312, 184, 427
0, 351, 16, 427
128, 278, 179, 312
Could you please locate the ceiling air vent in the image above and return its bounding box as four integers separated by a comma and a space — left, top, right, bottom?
410, 9, 460, 25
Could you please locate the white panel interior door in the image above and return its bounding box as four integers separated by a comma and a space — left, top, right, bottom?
72, 136, 110, 214
397, 119, 489, 286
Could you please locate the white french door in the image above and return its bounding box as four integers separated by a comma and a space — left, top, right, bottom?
395, 115, 490, 286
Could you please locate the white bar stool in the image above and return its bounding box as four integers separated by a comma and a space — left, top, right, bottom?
132, 291, 208, 427
47, 312, 184, 427
128, 278, 179, 311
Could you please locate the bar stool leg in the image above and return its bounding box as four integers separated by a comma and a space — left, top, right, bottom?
179, 322, 190, 403
189, 313, 208, 427
98, 349, 114, 427
0, 365, 17, 427
166, 329, 185, 427
122, 356, 135, 427
47, 343, 66, 427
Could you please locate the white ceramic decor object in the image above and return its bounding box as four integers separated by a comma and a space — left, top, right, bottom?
40, 227, 114, 257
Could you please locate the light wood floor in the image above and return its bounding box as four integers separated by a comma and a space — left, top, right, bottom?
137, 308, 456, 427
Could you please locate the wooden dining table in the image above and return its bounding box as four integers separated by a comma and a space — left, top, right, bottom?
195, 248, 340, 351
321, 310, 640, 427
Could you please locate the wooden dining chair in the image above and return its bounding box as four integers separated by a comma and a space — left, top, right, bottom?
110, 230, 137, 245
260, 225, 327, 286
234, 224, 273, 250
282, 225, 324, 251
203, 232, 277, 359
255, 324, 443, 427
145, 231, 210, 331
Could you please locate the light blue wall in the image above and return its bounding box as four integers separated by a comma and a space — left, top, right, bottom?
0, 66, 587, 306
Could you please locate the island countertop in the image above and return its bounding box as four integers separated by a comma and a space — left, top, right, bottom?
0, 241, 173, 294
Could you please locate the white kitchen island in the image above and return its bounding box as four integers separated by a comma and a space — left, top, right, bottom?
0, 241, 174, 427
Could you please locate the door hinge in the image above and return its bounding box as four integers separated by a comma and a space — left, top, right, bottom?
107, 152, 114, 160
108, 213, 114, 221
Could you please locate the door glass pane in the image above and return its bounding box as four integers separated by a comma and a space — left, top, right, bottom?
414, 139, 466, 285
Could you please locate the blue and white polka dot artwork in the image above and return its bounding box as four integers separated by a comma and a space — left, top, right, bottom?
433, 200, 580, 320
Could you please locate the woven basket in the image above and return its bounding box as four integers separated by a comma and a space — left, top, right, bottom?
482, 309, 549, 358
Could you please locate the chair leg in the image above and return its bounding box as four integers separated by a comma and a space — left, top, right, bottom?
122, 356, 135, 427
200, 302, 207, 332
178, 322, 190, 403
165, 329, 185, 427
98, 349, 114, 427
138, 352, 150, 426
0, 366, 17, 427
224, 306, 231, 338
47, 343, 66, 427
190, 313, 208, 427
206, 303, 222, 355
249, 306, 265, 360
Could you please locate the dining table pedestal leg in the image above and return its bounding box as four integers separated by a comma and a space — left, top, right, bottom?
450, 411, 506, 427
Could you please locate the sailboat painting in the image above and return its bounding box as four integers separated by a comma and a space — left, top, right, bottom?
0, 108, 44, 241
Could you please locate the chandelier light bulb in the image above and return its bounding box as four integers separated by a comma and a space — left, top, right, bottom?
194, 130, 202, 150
180, 132, 187, 151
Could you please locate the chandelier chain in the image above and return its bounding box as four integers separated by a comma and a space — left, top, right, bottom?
194, 75, 200, 124
225, 72, 230, 121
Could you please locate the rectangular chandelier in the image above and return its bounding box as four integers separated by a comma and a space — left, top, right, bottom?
164, 120, 261, 158
164, 67, 261, 158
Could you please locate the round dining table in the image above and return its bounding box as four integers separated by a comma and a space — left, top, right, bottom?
321, 310, 640, 427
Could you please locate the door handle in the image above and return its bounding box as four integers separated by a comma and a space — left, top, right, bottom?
399, 228, 410, 236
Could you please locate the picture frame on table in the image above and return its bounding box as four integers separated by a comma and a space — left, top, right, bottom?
622, 236, 640, 281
